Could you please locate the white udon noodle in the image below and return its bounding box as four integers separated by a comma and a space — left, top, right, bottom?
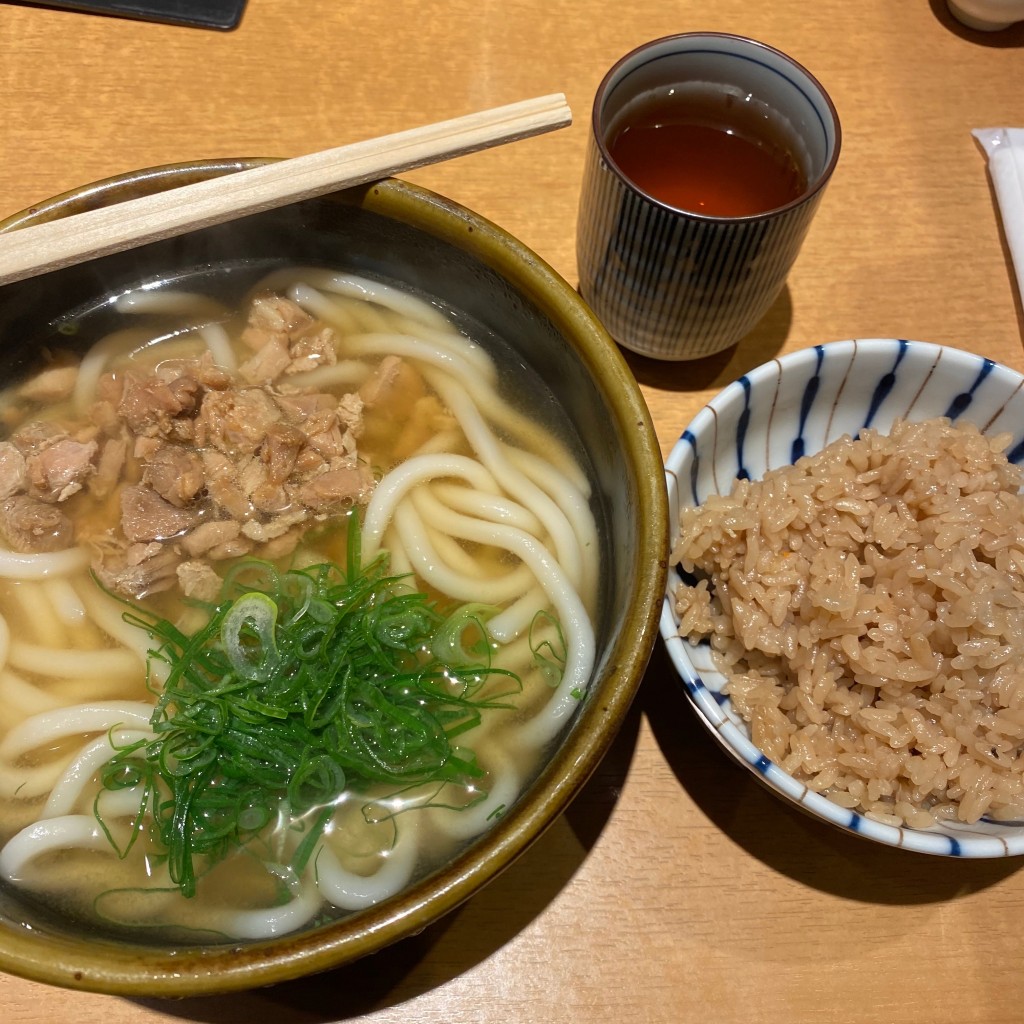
0, 271, 599, 941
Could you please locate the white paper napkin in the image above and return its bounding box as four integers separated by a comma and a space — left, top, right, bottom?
974, 127, 1024, 306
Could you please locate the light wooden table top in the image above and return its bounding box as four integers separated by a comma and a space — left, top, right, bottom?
1, 1, 1023, 1022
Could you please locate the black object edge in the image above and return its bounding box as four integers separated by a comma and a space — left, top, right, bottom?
27, 1, 248, 30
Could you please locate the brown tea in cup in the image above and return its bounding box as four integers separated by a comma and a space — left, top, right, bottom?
576, 33, 841, 360
606, 86, 808, 217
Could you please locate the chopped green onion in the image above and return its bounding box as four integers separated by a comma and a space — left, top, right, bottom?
221, 592, 281, 682
96, 530, 527, 898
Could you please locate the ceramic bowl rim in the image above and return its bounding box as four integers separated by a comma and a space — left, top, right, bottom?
0, 163, 668, 994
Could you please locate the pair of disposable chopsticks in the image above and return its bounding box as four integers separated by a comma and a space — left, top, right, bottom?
0, 93, 571, 288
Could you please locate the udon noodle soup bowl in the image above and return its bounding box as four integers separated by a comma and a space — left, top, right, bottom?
0, 165, 667, 993
662, 339, 1024, 858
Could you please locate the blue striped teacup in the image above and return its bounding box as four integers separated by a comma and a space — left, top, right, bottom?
576, 33, 841, 361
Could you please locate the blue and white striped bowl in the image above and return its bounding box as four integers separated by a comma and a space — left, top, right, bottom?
661, 339, 1024, 857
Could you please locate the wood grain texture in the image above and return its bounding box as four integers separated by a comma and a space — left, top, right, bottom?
0, 93, 571, 284
1, 0, 1023, 1021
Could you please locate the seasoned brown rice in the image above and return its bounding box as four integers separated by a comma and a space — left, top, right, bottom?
673, 417, 1024, 827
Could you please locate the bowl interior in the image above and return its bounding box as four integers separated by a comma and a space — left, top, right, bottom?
661, 338, 1024, 858
0, 168, 667, 992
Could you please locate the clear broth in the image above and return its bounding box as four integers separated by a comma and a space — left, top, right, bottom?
0, 266, 599, 945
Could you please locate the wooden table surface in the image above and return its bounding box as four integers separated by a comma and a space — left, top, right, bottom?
1, 1, 1023, 1021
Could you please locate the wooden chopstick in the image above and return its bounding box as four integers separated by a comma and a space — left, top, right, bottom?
0, 93, 572, 287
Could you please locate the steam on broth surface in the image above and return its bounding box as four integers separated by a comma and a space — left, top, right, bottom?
0, 267, 599, 942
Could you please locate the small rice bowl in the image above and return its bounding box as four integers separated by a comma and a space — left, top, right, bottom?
674, 416, 1024, 828
661, 339, 1024, 856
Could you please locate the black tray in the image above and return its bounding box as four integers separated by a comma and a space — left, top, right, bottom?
33, 1, 248, 30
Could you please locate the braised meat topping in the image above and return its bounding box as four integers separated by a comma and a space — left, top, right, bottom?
0, 292, 410, 599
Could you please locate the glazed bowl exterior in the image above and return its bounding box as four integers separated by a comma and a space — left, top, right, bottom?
0, 164, 667, 993
661, 338, 1024, 858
